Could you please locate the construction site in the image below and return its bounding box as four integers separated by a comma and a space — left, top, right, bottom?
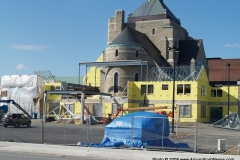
1, 0, 240, 156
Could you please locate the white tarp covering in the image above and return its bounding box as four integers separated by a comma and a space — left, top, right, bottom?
0, 75, 45, 116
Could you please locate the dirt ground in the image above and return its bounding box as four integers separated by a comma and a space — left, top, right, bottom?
223, 146, 239, 155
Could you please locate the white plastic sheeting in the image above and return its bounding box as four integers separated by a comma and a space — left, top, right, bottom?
0, 75, 45, 116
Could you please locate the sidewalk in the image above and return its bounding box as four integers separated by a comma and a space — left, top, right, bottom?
0, 142, 238, 160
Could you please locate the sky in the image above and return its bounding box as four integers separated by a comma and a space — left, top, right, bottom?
0, 0, 240, 77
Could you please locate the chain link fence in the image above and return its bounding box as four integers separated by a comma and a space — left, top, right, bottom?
0, 116, 239, 154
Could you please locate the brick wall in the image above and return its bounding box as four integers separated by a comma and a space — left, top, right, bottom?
107, 10, 125, 44
208, 59, 240, 81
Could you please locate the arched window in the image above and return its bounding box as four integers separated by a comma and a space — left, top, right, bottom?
136, 50, 139, 57
115, 49, 118, 57
135, 73, 139, 81
114, 72, 119, 93
152, 28, 155, 35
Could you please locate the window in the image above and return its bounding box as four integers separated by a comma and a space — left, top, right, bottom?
141, 84, 154, 95
115, 49, 118, 57
201, 85, 206, 96
198, 60, 203, 66
136, 50, 139, 57
49, 103, 60, 113
179, 105, 191, 117
135, 73, 139, 81
65, 104, 74, 113
50, 86, 55, 91
201, 105, 206, 118
0, 91, 8, 97
148, 85, 154, 94
114, 72, 118, 93
177, 84, 183, 94
184, 84, 191, 94
55, 86, 61, 91
217, 90, 222, 97
211, 89, 222, 97
162, 84, 168, 90
141, 85, 146, 95
211, 90, 216, 97
152, 28, 155, 35
20, 114, 26, 119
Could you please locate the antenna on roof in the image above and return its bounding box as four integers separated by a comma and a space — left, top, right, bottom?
128, 12, 132, 17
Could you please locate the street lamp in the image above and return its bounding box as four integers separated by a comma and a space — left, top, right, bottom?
168, 46, 179, 134
226, 63, 230, 115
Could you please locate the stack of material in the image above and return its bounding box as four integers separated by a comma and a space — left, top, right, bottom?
0, 75, 45, 116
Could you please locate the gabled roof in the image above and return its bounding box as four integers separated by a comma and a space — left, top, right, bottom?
108, 27, 142, 47
128, 0, 180, 25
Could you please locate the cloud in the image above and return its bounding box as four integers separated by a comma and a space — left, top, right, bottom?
16, 64, 26, 70
223, 43, 240, 49
11, 45, 50, 51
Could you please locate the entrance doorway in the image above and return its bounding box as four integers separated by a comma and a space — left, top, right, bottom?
210, 107, 223, 123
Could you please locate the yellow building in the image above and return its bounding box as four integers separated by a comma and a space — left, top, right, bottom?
80, 64, 239, 123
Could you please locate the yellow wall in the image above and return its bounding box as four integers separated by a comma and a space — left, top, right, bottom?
128, 80, 199, 122
127, 67, 239, 122
83, 53, 103, 87
45, 82, 62, 101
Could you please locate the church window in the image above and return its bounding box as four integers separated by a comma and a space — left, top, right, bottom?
135, 73, 139, 81
136, 50, 139, 57
114, 72, 119, 93
115, 49, 118, 57
152, 28, 155, 35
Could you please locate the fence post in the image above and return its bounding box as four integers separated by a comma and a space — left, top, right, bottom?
194, 119, 197, 153
85, 115, 90, 146
64, 121, 66, 145
41, 92, 46, 144
162, 117, 164, 150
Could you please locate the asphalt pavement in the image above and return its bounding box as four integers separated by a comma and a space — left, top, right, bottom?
1, 119, 240, 154
0, 151, 101, 160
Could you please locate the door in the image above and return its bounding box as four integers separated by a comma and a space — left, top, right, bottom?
210, 107, 223, 123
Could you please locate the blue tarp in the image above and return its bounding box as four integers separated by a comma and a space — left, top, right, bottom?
82, 112, 190, 149
0, 105, 8, 113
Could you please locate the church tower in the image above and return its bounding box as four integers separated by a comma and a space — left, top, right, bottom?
101, 0, 208, 95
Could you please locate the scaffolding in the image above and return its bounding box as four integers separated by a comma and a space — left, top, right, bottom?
31, 70, 57, 83
146, 66, 202, 81
212, 112, 240, 130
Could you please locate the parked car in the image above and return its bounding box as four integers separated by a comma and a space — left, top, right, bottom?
2, 113, 31, 128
